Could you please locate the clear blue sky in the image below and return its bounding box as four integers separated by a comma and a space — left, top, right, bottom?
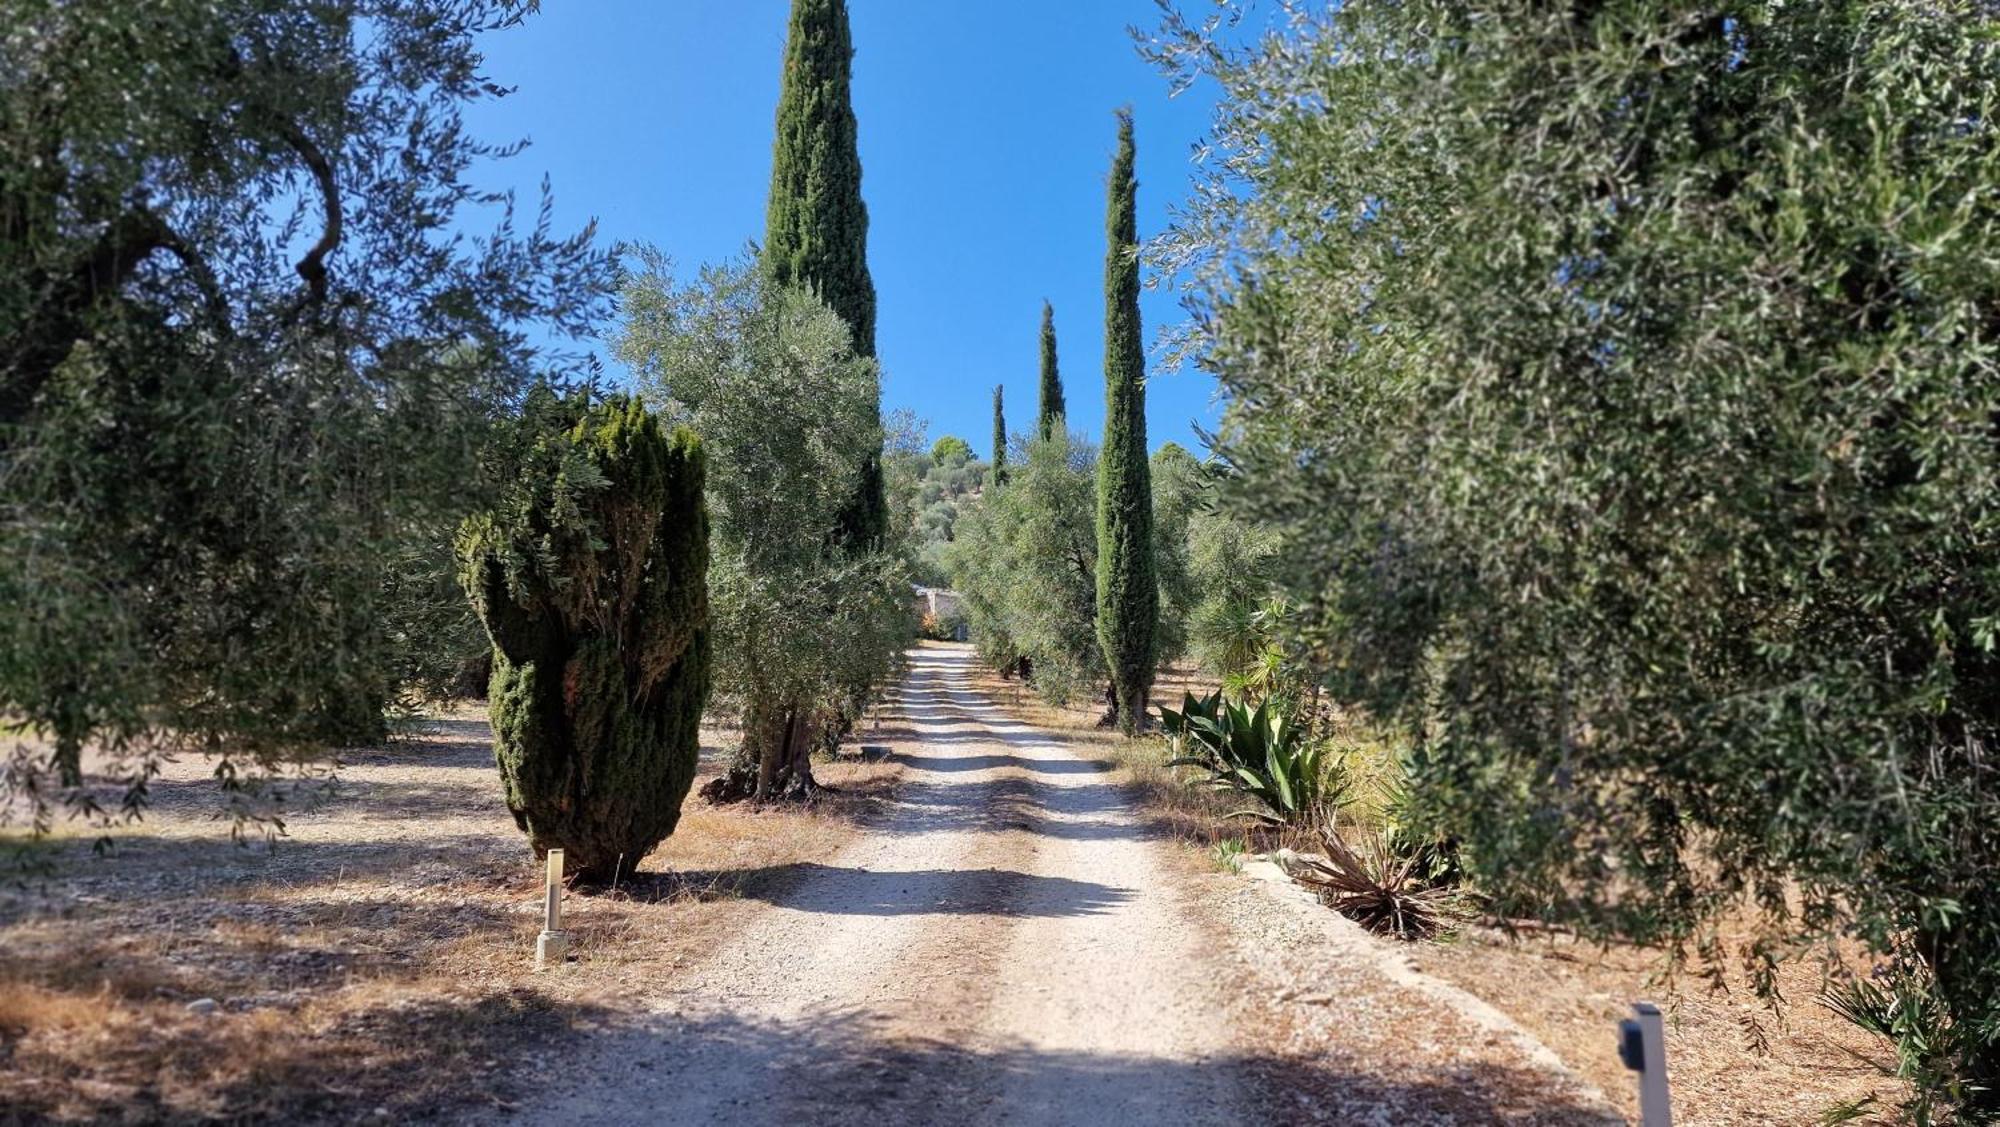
462, 1, 1220, 457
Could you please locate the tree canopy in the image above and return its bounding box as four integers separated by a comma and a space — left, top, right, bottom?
618, 253, 908, 798
1153, 0, 2000, 1109
0, 0, 611, 828
948, 431, 1100, 706
930, 435, 973, 465
763, 0, 887, 551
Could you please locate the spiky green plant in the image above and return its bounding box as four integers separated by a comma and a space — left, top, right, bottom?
1283, 828, 1451, 940
1820, 964, 1978, 1124
459, 393, 710, 884
1209, 838, 1248, 873
1161, 690, 1346, 826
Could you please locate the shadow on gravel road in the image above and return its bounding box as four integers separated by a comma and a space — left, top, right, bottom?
875, 727, 1112, 749
522, 1005, 1625, 1127
630, 861, 1136, 919
885, 751, 1105, 774
869, 771, 1158, 844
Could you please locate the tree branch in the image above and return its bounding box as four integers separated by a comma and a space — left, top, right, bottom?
1, 208, 176, 431
214, 44, 342, 306
278, 122, 340, 305
155, 228, 230, 332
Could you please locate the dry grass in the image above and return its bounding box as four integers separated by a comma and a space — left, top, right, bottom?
1409, 925, 1905, 1124
0, 704, 905, 1125
967, 653, 1904, 1126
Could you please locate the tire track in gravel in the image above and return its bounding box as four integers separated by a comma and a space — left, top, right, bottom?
514, 646, 1248, 1126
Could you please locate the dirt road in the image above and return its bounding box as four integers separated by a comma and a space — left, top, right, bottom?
512, 645, 1627, 1126
520, 645, 1249, 1125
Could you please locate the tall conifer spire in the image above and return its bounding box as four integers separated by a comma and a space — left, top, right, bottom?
1095, 110, 1157, 735
765, 0, 886, 543
991, 385, 1008, 483
1037, 300, 1065, 440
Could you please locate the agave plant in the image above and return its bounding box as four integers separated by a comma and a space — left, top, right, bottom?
1160, 691, 1346, 825
1282, 826, 1451, 940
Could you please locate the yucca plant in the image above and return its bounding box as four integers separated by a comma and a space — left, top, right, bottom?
1160, 690, 1346, 825
1819, 962, 1979, 1123
1283, 826, 1451, 940
1217, 597, 1294, 705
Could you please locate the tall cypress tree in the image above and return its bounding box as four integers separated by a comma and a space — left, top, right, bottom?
1095, 110, 1157, 736
764, 0, 887, 545
1037, 300, 1065, 441
991, 385, 1008, 484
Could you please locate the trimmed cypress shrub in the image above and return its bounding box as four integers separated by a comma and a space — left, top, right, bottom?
1095, 110, 1158, 736
1037, 300, 1065, 440
459, 394, 710, 884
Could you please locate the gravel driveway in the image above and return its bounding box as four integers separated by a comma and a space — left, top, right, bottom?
510, 645, 1619, 1126
516, 645, 1247, 1125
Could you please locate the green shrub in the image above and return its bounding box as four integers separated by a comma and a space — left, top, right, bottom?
917, 611, 965, 643
459, 393, 709, 883
1380, 777, 1464, 891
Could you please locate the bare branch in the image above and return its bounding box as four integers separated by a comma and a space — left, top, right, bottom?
155, 228, 231, 333
278, 122, 340, 304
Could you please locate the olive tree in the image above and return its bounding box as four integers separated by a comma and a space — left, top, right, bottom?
0, 1, 611, 831
618, 254, 910, 800
947, 431, 1101, 707
1153, 1, 2000, 1111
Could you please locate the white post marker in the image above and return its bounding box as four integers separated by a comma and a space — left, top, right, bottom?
1617, 1000, 1672, 1125
535, 848, 569, 970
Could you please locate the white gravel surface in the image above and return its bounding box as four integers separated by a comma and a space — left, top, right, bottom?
516, 646, 1245, 1125
511, 646, 1622, 1126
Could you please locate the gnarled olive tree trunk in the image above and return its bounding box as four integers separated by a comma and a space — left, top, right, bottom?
701, 697, 825, 804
